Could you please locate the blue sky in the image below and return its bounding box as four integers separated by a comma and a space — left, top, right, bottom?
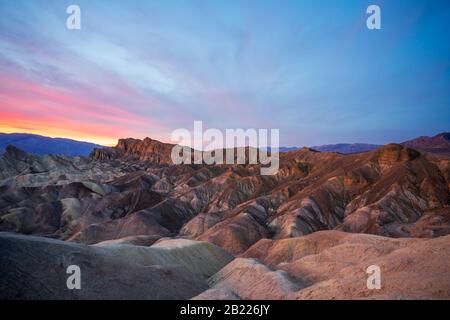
0, 0, 449, 146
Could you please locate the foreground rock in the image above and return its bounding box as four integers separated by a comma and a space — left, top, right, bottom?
96, 238, 234, 280
196, 231, 450, 300
0, 233, 232, 299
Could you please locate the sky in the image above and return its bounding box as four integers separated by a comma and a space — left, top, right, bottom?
0, 0, 449, 147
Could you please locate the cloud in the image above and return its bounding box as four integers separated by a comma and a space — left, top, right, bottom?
0, 0, 449, 146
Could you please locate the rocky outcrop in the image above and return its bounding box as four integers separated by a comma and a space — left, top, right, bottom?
90, 138, 175, 164
373, 144, 420, 167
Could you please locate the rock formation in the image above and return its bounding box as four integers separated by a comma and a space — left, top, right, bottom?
0, 137, 449, 300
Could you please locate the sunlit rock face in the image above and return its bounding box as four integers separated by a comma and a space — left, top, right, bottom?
90, 138, 175, 164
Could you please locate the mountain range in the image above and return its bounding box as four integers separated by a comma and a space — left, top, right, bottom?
2, 131, 450, 157
290, 132, 450, 155
0, 133, 103, 156
310, 143, 381, 154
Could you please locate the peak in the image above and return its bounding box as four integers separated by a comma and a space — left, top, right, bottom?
374, 144, 420, 165
435, 132, 450, 140
117, 138, 141, 145
116, 137, 166, 147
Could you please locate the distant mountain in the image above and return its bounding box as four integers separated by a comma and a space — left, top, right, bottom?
4, 131, 449, 158
269, 144, 380, 154
280, 133, 450, 155
402, 132, 450, 156
270, 146, 302, 153
0, 133, 104, 156
311, 143, 381, 154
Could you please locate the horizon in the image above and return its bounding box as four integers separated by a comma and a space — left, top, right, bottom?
1, 0, 450, 146
1, 129, 448, 149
